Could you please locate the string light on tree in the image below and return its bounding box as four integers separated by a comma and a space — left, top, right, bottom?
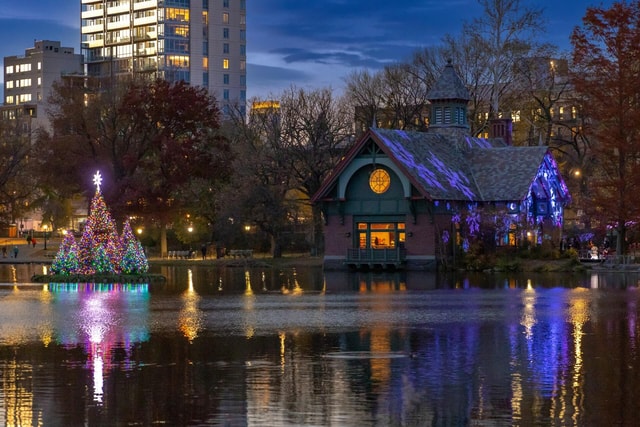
50, 170, 149, 276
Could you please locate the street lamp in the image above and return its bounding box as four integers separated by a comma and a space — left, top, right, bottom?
43, 224, 48, 250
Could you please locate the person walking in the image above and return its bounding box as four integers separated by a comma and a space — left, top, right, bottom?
201, 243, 207, 260
13, 245, 18, 258
32, 237, 37, 248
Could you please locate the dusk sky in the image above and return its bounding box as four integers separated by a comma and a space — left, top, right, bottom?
0, 1, 617, 100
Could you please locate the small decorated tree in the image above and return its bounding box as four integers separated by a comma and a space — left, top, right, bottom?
120, 220, 149, 274
50, 232, 80, 275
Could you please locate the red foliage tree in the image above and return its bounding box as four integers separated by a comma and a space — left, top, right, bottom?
571, 1, 640, 254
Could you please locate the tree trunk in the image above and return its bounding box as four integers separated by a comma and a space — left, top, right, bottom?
270, 234, 282, 258
160, 223, 168, 258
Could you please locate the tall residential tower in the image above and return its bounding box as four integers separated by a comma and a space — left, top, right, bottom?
81, 0, 247, 114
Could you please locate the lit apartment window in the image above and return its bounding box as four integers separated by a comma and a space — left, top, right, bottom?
37, 77, 41, 86
5, 81, 13, 89
38, 61, 41, 70
19, 94, 32, 103
223, 74, 229, 84
511, 110, 520, 122
559, 106, 565, 120
5, 95, 14, 104
223, 59, 229, 69
5, 65, 13, 74
202, 57, 208, 70
571, 106, 577, 120
240, 60, 245, 71
222, 12, 229, 24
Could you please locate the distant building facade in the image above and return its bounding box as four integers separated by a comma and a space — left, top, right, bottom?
81, 0, 247, 115
2, 40, 83, 133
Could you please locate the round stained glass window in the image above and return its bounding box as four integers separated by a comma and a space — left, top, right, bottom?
369, 168, 391, 194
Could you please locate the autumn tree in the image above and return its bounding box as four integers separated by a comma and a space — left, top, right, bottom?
571, 0, 640, 255
40, 77, 232, 256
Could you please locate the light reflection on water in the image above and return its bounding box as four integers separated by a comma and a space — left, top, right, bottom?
1, 264, 640, 425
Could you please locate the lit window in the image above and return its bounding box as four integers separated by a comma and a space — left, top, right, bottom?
6, 65, 13, 74
223, 59, 229, 69
5, 81, 13, 89
222, 12, 229, 24
240, 60, 245, 71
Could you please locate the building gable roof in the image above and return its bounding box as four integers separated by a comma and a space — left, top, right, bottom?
312, 127, 568, 204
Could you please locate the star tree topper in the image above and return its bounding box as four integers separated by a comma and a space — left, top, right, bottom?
93, 171, 102, 192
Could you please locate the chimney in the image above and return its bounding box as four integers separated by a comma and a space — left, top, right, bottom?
489, 117, 513, 145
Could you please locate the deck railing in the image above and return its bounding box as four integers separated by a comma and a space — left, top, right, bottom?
346, 248, 407, 266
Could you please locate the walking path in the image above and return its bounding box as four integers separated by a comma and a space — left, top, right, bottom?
0, 237, 59, 264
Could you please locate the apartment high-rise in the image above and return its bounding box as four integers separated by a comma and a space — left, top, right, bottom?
2, 40, 84, 132
81, 0, 247, 115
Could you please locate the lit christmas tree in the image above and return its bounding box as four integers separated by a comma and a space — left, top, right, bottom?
52, 171, 148, 276
120, 220, 149, 274
50, 232, 80, 275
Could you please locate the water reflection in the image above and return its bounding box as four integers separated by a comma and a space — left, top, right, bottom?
3, 265, 640, 425
179, 269, 202, 342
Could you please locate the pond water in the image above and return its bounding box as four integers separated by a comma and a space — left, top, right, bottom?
1, 263, 640, 426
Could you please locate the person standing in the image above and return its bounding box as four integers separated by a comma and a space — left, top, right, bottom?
201, 243, 207, 260
32, 237, 37, 248
13, 245, 18, 258
1, 246, 6, 258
